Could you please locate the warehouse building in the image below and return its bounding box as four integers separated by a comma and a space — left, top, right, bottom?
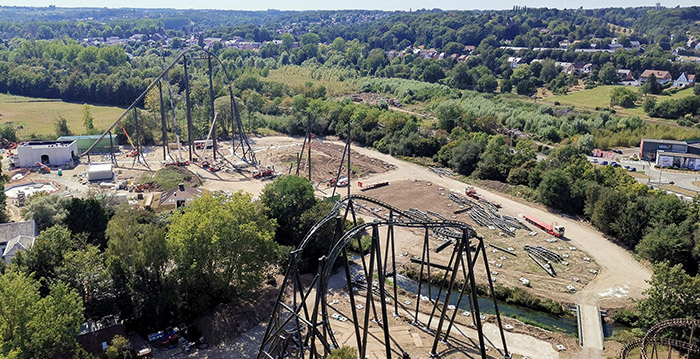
13, 140, 79, 168
57, 134, 119, 154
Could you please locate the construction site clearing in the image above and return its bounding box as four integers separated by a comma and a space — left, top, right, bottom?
1, 134, 648, 359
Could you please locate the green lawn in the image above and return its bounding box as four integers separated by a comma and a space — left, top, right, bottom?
543, 86, 695, 119
0, 93, 124, 138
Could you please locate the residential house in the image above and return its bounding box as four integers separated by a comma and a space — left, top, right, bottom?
617, 69, 635, 81
464, 45, 475, 53
507, 56, 522, 68
0, 221, 37, 263
640, 70, 672, 84
629, 40, 641, 48
674, 72, 696, 87
555, 61, 575, 74
158, 184, 207, 209
608, 43, 624, 51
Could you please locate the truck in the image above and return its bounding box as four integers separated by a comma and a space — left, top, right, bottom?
358, 181, 389, 191
327, 176, 349, 187
522, 214, 565, 238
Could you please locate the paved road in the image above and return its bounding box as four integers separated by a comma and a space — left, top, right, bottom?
587, 156, 700, 200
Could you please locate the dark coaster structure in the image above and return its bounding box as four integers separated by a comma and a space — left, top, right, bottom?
257, 192, 512, 359
82, 48, 257, 168
620, 318, 700, 359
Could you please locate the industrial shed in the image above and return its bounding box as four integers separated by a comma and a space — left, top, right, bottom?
13, 140, 78, 168
87, 164, 114, 181
57, 134, 119, 154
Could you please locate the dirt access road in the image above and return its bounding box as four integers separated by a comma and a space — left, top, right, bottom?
307, 137, 651, 358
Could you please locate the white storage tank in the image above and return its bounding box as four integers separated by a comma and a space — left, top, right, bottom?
87, 164, 113, 181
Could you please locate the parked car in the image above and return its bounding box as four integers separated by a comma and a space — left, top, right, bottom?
629, 167, 637, 172
611, 162, 619, 167
592, 159, 598, 163
601, 160, 608, 165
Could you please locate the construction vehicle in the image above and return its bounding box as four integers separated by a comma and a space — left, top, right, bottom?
33, 161, 50, 174
3, 139, 18, 156
253, 166, 276, 179
164, 160, 189, 167
523, 214, 565, 238
358, 181, 389, 191
328, 176, 349, 187
465, 186, 501, 208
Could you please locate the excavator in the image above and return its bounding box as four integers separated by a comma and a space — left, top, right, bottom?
2, 139, 19, 156
33, 161, 50, 174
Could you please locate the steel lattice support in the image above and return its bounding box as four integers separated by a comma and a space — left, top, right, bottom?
258, 195, 510, 359
81, 48, 257, 168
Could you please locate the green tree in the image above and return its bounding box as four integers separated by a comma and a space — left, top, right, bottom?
598, 63, 618, 85
539, 60, 558, 83
13, 225, 74, 291
260, 175, 316, 246
474, 135, 511, 181
476, 74, 498, 93
20, 194, 69, 231
636, 224, 694, 267
537, 169, 571, 211
167, 193, 277, 315
636, 262, 700, 329
82, 104, 94, 133
0, 271, 83, 359
54, 115, 72, 137
641, 74, 663, 95
500, 79, 512, 93
105, 335, 132, 359
363, 48, 388, 75
694, 83, 700, 96
327, 346, 358, 359
449, 140, 483, 176
451, 62, 474, 90
443, 41, 464, 55
610, 87, 637, 108
435, 101, 462, 132
421, 62, 445, 83
105, 207, 170, 327
63, 198, 110, 248
58, 245, 115, 319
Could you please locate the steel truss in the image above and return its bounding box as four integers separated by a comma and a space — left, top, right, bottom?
620, 318, 700, 359
258, 195, 510, 359
82, 48, 256, 168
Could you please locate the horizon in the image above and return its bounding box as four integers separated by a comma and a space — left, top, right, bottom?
0, 1, 697, 12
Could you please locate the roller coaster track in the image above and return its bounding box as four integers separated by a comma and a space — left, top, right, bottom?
83, 47, 256, 167
259, 195, 507, 359
619, 318, 700, 359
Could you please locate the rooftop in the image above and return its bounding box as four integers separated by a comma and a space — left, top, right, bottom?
642, 138, 688, 145
0, 221, 36, 243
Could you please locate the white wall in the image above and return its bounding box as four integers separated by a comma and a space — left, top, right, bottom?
16, 141, 78, 168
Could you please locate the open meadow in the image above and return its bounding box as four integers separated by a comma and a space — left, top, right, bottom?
0, 93, 124, 137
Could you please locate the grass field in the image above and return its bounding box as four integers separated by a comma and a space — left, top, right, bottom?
0, 93, 124, 138
266, 66, 358, 97
543, 86, 695, 118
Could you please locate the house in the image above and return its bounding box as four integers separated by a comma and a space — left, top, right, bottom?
674, 72, 696, 88
608, 43, 624, 51
640, 70, 672, 84
555, 61, 575, 74
0, 221, 37, 263
507, 56, 522, 68
464, 45, 475, 52
629, 41, 641, 48
617, 69, 635, 81
158, 184, 207, 208
77, 317, 127, 357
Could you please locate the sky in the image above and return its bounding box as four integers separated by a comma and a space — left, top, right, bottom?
1, 0, 697, 11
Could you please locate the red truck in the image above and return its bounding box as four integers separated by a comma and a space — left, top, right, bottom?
523, 214, 565, 238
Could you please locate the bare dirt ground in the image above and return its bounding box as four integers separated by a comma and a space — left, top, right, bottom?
358, 180, 601, 304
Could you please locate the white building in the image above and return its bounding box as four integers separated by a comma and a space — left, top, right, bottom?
87, 163, 114, 181
14, 140, 78, 168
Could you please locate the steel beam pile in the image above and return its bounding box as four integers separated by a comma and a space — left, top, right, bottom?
524, 245, 563, 277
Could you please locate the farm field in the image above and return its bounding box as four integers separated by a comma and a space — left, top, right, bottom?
0, 93, 124, 137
